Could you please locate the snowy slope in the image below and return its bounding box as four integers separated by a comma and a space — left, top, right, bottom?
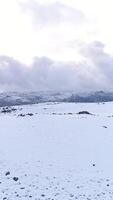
0, 102, 113, 199
1, 91, 113, 107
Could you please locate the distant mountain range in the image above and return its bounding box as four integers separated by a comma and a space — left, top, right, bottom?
0, 91, 113, 107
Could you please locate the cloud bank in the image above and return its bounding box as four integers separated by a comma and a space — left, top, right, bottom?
20, 0, 85, 27
0, 41, 113, 92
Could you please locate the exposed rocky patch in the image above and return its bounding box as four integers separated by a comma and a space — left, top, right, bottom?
18, 113, 34, 117
1, 107, 17, 114
77, 111, 93, 115
18, 114, 26, 117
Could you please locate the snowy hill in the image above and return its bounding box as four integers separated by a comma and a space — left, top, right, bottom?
0, 102, 113, 199
0, 91, 113, 106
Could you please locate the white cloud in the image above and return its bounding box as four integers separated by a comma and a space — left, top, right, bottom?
20, 0, 85, 27
0, 1, 112, 93
0, 0, 112, 64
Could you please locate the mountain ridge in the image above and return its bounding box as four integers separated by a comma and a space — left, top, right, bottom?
0, 91, 113, 107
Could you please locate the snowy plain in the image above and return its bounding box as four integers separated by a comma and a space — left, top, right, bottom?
0, 102, 113, 199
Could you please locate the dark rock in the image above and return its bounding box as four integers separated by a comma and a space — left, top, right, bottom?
20, 187, 25, 190
77, 111, 93, 115
103, 126, 108, 129
18, 114, 26, 117
26, 113, 34, 116
5, 171, 10, 176
13, 177, 19, 181
41, 194, 45, 197
70, 194, 74, 197
1, 107, 17, 114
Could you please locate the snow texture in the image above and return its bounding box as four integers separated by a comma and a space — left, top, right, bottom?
0, 102, 113, 199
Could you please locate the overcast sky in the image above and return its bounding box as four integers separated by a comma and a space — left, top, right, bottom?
0, 0, 113, 92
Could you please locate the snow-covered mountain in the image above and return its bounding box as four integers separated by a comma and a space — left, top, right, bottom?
0, 91, 113, 106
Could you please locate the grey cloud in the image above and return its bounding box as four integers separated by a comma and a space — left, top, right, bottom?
19, 0, 85, 27
0, 41, 113, 92
0, 56, 30, 91
80, 41, 113, 85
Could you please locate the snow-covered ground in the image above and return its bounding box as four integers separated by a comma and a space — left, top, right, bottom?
0, 102, 113, 199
